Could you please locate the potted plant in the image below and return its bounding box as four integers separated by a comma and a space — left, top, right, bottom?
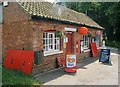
55, 31, 61, 37
55, 31, 65, 38
88, 31, 93, 37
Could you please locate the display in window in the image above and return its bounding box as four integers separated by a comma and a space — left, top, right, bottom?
80, 40, 84, 53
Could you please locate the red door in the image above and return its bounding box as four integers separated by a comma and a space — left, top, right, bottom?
66, 32, 73, 54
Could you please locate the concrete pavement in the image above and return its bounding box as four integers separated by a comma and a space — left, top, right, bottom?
34, 47, 118, 85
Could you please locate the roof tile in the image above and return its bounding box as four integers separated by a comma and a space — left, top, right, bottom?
18, 2, 104, 29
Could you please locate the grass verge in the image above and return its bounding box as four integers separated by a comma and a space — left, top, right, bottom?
2, 66, 42, 86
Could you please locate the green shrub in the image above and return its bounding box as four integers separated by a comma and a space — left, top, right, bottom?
106, 40, 120, 49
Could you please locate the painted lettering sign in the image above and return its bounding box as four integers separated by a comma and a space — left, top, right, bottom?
99, 49, 110, 63
66, 55, 76, 68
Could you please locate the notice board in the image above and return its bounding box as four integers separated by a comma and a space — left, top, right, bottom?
99, 49, 110, 63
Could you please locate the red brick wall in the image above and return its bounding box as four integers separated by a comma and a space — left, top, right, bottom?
2, 21, 33, 59
2, 19, 103, 75
2, 2, 32, 60
2, 2, 103, 75
3, 2, 31, 23
31, 20, 103, 75
31, 20, 68, 74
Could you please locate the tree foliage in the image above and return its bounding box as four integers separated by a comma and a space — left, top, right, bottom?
57, 2, 120, 41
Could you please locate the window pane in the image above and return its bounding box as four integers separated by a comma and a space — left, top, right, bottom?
49, 34, 52, 38
56, 45, 59, 49
46, 39, 48, 44
55, 45, 57, 50
46, 33, 47, 38
43, 33, 47, 38
57, 38, 60, 44
49, 39, 53, 45
43, 39, 45, 44
49, 45, 53, 50
51, 45, 53, 49
43, 33, 45, 38
51, 34, 53, 38
49, 39, 50, 44
51, 39, 53, 44
55, 39, 57, 44
46, 46, 48, 51
44, 46, 45, 50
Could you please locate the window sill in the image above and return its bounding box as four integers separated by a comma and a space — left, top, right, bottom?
84, 49, 90, 52
44, 51, 63, 56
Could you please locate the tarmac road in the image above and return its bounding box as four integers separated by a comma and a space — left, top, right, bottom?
34, 47, 119, 85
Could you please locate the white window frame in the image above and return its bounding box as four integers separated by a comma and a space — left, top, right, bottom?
43, 32, 60, 54
83, 35, 89, 50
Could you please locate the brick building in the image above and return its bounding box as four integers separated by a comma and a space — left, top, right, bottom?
2, 2, 104, 75
0, 2, 3, 64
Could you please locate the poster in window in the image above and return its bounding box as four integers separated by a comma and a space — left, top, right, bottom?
80, 40, 84, 53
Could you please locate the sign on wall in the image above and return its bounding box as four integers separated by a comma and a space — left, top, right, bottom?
66, 55, 76, 68
65, 27, 77, 32
99, 49, 110, 63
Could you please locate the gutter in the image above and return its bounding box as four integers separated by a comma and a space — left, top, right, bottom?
31, 15, 104, 30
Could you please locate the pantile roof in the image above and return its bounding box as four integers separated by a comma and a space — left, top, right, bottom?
18, 1, 104, 29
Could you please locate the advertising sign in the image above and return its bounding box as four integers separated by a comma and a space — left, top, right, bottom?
65, 27, 77, 32
66, 55, 76, 68
90, 42, 98, 58
99, 49, 110, 63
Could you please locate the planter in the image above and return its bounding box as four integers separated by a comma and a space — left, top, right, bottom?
55, 31, 61, 37
88, 31, 93, 37
55, 31, 65, 38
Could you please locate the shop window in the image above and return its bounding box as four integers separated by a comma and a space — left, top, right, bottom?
83, 35, 89, 49
43, 32, 60, 53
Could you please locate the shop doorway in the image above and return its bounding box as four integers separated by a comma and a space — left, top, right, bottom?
66, 32, 73, 54
96, 35, 100, 48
